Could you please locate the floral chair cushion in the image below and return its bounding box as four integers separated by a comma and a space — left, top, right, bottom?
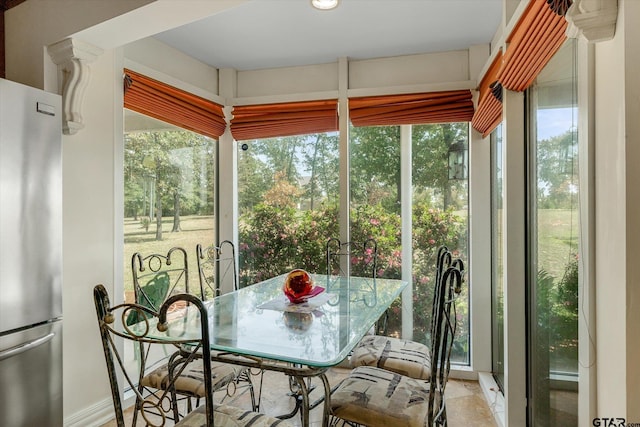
141, 359, 237, 397
349, 334, 431, 380
178, 404, 293, 427
330, 366, 432, 427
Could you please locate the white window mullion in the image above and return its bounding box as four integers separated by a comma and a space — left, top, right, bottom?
576, 37, 596, 427
502, 89, 527, 427
338, 57, 350, 271
400, 124, 413, 339
218, 69, 239, 295
469, 124, 492, 372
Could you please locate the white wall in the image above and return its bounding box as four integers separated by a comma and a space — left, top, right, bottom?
594, 0, 640, 420
622, 0, 640, 418
4, 0, 153, 88
60, 48, 121, 425
124, 38, 220, 99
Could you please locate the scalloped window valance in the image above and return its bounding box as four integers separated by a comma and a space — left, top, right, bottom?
349, 90, 475, 127
472, 51, 504, 137
123, 69, 226, 139
230, 100, 339, 141
497, 0, 571, 92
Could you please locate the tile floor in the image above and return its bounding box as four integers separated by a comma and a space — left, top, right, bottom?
100, 367, 497, 426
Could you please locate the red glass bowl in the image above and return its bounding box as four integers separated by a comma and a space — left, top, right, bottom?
283, 269, 319, 303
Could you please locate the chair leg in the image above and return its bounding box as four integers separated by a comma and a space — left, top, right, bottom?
375, 310, 389, 335
239, 369, 259, 412
251, 368, 265, 411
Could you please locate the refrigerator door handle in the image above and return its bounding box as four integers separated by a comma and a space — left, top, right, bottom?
0, 332, 55, 362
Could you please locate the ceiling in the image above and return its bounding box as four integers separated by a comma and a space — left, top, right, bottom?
153, 0, 503, 72
128, 0, 504, 133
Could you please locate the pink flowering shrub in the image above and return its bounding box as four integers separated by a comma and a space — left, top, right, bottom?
239, 201, 468, 360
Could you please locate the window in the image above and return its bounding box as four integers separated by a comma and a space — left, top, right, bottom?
124, 110, 217, 297
412, 123, 469, 364
527, 38, 578, 426
491, 123, 505, 389
122, 109, 217, 386
349, 122, 470, 363
234, 120, 470, 364
237, 132, 340, 286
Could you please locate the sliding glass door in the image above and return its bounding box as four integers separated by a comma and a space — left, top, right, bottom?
527, 38, 579, 426
491, 123, 504, 390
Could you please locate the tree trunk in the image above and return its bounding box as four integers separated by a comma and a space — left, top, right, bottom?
309, 135, 320, 210
172, 192, 181, 232
444, 185, 452, 210
155, 196, 163, 241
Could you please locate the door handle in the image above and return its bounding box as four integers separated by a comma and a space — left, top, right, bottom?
0, 332, 55, 361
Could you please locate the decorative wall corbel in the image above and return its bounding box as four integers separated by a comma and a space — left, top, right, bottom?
565, 0, 618, 42
47, 38, 103, 135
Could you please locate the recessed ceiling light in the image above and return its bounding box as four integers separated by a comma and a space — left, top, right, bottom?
311, 0, 340, 11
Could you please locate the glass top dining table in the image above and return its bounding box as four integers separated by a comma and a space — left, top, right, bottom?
217, 273, 405, 366
143, 273, 407, 426
162, 273, 408, 367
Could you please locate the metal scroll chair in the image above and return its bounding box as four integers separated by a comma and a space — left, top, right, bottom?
129, 247, 237, 418
348, 246, 464, 381
93, 284, 293, 427
195, 240, 239, 299
325, 238, 383, 330
326, 238, 378, 280
328, 261, 463, 427
195, 241, 260, 412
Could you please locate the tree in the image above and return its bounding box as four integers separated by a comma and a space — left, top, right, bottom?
124, 129, 214, 240
302, 133, 339, 210
252, 135, 306, 184
413, 123, 468, 209
350, 126, 401, 211
349, 123, 468, 211
263, 171, 301, 208
536, 129, 578, 209
238, 145, 272, 213
239, 133, 340, 212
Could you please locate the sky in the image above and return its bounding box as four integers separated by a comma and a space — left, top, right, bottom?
537, 107, 576, 141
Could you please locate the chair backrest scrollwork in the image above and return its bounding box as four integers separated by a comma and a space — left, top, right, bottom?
93, 284, 214, 426
196, 240, 238, 299
325, 237, 378, 307
130, 247, 189, 318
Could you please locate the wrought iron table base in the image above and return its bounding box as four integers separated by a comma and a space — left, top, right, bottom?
210, 352, 333, 427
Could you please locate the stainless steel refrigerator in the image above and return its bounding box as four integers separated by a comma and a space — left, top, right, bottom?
0, 78, 63, 426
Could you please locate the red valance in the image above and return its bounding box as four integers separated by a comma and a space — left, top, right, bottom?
124, 69, 226, 139
472, 51, 504, 137
497, 0, 570, 92
230, 100, 338, 140
349, 90, 475, 127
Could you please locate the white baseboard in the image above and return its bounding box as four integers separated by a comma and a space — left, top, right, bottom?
478, 371, 506, 427
64, 397, 115, 427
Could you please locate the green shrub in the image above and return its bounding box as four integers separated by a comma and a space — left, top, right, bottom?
238, 201, 468, 357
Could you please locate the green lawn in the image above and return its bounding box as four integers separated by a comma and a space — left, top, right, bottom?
536, 209, 579, 280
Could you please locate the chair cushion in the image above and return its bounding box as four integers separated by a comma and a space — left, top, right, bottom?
141, 359, 237, 397
177, 403, 294, 426
350, 334, 431, 380
330, 366, 431, 427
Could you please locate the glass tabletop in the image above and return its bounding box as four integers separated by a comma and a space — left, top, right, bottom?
147, 273, 407, 367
